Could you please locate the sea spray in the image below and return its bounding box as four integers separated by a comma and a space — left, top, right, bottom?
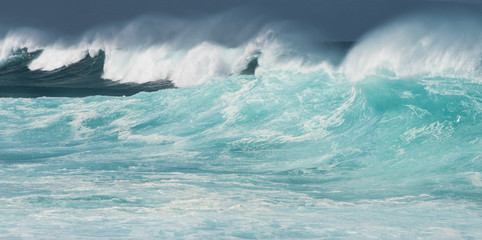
342, 12, 482, 83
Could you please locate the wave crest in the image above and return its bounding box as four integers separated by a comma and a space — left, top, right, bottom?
2, 12, 482, 90
342, 12, 482, 83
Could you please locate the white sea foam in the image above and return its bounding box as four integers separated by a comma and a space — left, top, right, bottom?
101, 42, 248, 87
28, 46, 89, 71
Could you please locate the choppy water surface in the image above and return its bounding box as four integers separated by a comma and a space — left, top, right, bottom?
0, 12, 481, 239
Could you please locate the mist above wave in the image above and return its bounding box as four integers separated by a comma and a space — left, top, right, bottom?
342, 11, 482, 83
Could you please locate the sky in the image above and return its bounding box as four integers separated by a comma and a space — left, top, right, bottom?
0, 0, 481, 40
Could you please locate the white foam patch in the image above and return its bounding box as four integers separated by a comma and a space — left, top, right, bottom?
401, 121, 454, 143
117, 131, 183, 145
464, 172, 482, 187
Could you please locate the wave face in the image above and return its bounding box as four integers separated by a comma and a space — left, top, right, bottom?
0, 49, 173, 97
1, 12, 482, 239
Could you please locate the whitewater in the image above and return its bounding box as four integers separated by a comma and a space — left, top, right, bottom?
0, 11, 481, 239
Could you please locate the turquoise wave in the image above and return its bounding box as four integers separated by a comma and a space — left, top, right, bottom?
1, 67, 480, 238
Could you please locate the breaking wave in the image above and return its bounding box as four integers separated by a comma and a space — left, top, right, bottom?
1, 9, 481, 239
342, 12, 482, 83
1, 12, 481, 97
1, 14, 349, 94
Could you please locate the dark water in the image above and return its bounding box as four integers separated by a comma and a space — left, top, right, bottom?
0, 50, 174, 97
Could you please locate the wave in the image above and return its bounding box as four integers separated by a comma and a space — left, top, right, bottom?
0, 49, 173, 97
1, 9, 481, 239
342, 12, 482, 83
0, 11, 481, 97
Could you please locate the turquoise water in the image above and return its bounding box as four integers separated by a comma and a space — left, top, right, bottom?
1, 12, 482, 239
1, 67, 481, 238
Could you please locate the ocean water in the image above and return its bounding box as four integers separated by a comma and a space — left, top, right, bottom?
0, 12, 481, 239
